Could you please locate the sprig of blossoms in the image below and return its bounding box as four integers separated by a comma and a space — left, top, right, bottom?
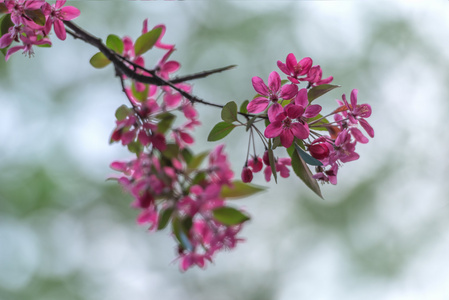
1, 4, 375, 271
0, 0, 80, 60
211, 53, 373, 198
106, 20, 256, 271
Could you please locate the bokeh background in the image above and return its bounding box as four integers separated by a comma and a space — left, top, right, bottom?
1, 1, 449, 299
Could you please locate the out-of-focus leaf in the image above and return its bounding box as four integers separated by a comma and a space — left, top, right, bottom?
158, 207, 174, 230
268, 146, 277, 183
162, 143, 179, 159
127, 140, 143, 155
172, 216, 193, 251
24, 9, 45, 26
156, 112, 176, 134
221, 101, 238, 123
0, 4, 8, 14
1, 14, 13, 37
308, 84, 340, 103
131, 82, 149, 102
187, 151, 209, 170
220, 180, 267, 199
115, 105, 131, 120
90, 52, 111, 69
290, 148, 323, 198
212, 206, 250, 226
134, 27, 162, 56
207, 122, 236, 141
106, 34, 124, 54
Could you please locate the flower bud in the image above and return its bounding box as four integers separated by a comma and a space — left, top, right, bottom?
249, 156, 263, 172
241, 167, 253, 183
309, 143, 329, 160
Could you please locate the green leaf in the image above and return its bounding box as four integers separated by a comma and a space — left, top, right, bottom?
240, 100, 249, 114
157, 207, 174, 230
0, 4, 8, 14
115, 105, 131, 121
220, 180, 267, 199
307, 84, 340, 103
89, 52, 111, 69
306, 114, 330, 131
131, 82, 149, 102
156, 112, 176, 134
134, 27, 163, 56
106, 34, 124, 54
245, 115, 257, 131
187, 151, 209, 170
181, 148, 193, 165
212, 206, 250, 226
172, 216, 193, 251
0, 14, 13, 38
162, 143, 179, 159
207, 122, 236, 142
294, 143, 323, 166
127, 140, 143, 155
24, 9, 46, 26
290, 148, 323, 198
268, 146, 277, 183
272, 136, 281, 149
221, 101, 238, 123
191, 171, 207, 185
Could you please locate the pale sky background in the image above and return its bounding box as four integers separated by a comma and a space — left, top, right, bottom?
1, 1, 449, 300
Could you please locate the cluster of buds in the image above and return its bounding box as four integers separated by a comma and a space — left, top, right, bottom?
0, 0, 80, 60
239, 53, 373, 193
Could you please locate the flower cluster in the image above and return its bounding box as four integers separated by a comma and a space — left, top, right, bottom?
243, 53, 373, 188
108, 20, 251, 271
0, 0, 80, 60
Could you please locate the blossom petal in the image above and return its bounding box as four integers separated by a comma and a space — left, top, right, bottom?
350, 89, 358, 108
285, 53, 297, 72
304, 104, 322, 118
351, 128, 369, 144
277, 60, 289, 75
61, 6, 81, 20
298, 57, 313, 75
280, 129, 294, 148
290, 123, 309, 140
264, 121, 283, 138
54, 19, 66, 40
252, 76, 269, 96
268, 103, 283, 121
268, 71, 281, 93
247, 97, 269, 114
285, 104, 304, 119
279, 84, 298, 100
294, 88, 308, 107
359, 119, 374, 138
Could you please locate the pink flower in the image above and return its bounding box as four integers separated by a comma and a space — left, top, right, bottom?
340, 89, 374, 138
4, 0, 44, 27
294, 88, 322, 118
5, 33, 51, 61
263, 156, 292, 182
302, 65, 333, 87
42, 0, 80, 40
277, 53, 313, 84
247, 71, 298, 120
264, 104, 309, 148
